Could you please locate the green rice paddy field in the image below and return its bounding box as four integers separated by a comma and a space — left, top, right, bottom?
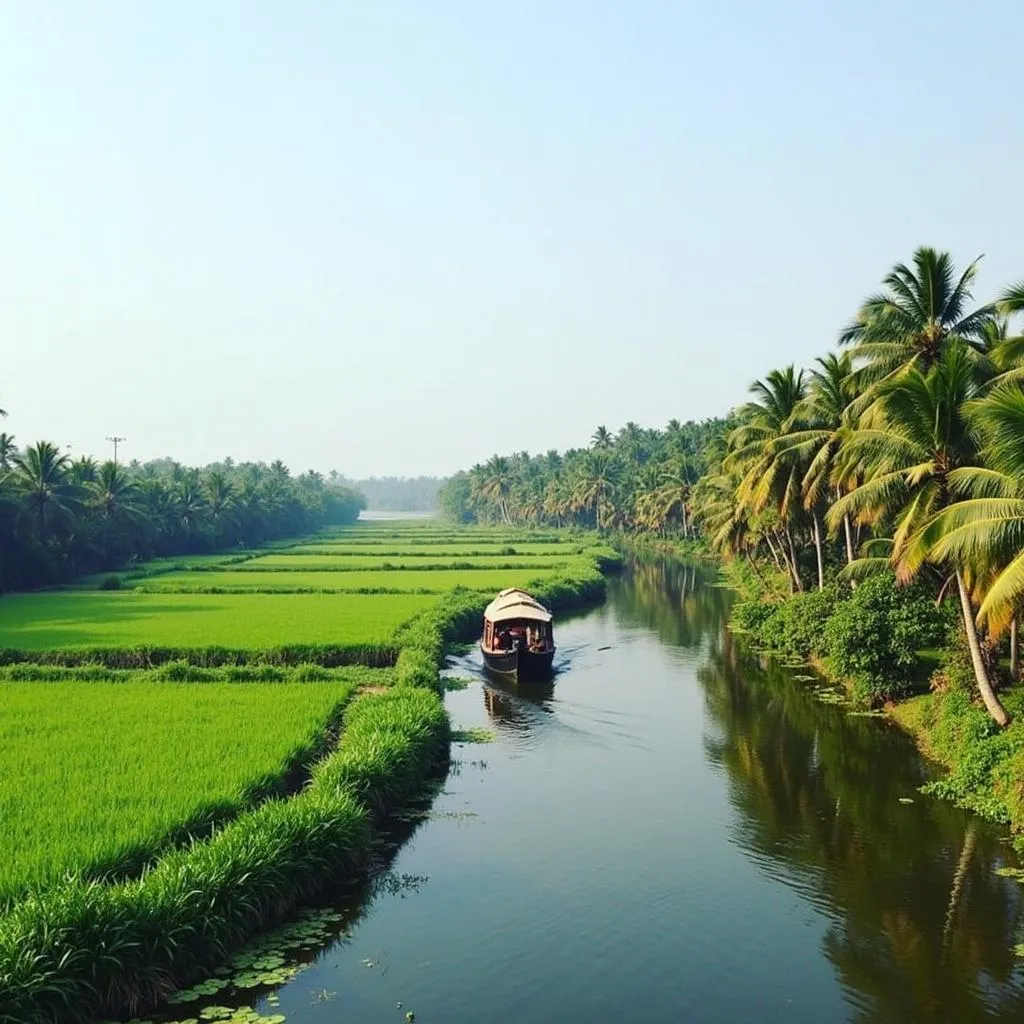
0, 522, 605, 926
137, 567, 559, 592
0, 591, 437, 650
0, 672, 370, 904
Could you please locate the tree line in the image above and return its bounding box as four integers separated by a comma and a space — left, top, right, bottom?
442, 246, 1024, 729
0, 436, 365, 591
438, 418, 725, 534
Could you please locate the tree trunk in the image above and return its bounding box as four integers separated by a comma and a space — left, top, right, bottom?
842, 513, 858, 589
785, 527, 804, 593
763, 532, 784, 574
812, 511, 825, 591
956, 571, 1010, 726
771, 529, 797, 593
680, 502, 689, 539
1012, 618, 1020, 683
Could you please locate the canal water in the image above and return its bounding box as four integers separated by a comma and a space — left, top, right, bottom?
184, 558, 1024, 1022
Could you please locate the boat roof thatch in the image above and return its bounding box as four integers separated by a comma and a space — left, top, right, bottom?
483, 587, 553, 624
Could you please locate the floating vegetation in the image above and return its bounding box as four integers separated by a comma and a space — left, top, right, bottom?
160, 907, 346, 1018
995, 866, 1024, 880
443, 676, 473, 691
452, 726, 496, 743
814, 688, 846, 705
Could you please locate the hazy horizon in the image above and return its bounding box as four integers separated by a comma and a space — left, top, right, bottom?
4, 1, 1023, 477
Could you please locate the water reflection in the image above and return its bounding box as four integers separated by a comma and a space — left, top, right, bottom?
624, 558, 1024, 1022
613, 555, 731, 650
482, 677, 555, 732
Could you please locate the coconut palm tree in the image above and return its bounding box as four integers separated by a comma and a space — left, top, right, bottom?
572, 450, 620, 530
69, 455, 98, 485
477, 456, 514, 524
90, 461, 140, 562
840, 247, 996, 392
918, 384, 1024, 646
726, 366, 810, 590
13, 441, 80, 535
773, 353, 861, 574
828, 343, 1009, 726
591, 425, 614, 451
205, 470, 237, 542
0, 432, 17, 471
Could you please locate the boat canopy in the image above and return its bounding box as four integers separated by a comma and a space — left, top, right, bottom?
484, 588, 553, 624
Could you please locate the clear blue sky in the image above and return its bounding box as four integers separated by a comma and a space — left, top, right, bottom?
3, 1, 1022, 477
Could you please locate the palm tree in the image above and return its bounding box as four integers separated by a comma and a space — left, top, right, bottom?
478, 456, 513, 524
90, 461, 140, 562
205, 470, 237, 542
828, 343, 1009, 726
69, 455, 98, 485
572, 450, 619, 530
776, 353, 861, 575
91, 461, 138, 520
174, 471, 208, 537
0, 432, 17, 471
840, 247, 995, 391
13, 441, 79, 534
919, 383, 1024, 650
726, 366, 810, 591
591, 425, 613, 451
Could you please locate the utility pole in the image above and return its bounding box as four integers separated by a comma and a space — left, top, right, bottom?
105, 436, 127, 465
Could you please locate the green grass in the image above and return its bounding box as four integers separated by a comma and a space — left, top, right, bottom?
0, 591, 435, 650
281, 542, 586, 556
138, 567, 566, 593
0, 675, 368, 904
240, 552, 579, 569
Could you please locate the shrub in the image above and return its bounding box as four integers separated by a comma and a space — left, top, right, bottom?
824, 572, 946, 705
730, 599, 777, 636
98, 575, 121, 591
730, 587, 840, 660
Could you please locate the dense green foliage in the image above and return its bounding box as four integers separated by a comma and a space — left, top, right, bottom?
0, 442, 365, 592
685, 247, 1024, 726
893, 689, 1024, 826
735, 574, 949, 704
823, 575, 949, 703
438, 418, 725, 532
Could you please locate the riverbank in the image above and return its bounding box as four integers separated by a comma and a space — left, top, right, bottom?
0, 523, 614, 1024
701, 551, 1024, 849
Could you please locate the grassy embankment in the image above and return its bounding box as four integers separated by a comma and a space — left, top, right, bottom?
711, 553, 1024, 848
0, 521, 613, 1024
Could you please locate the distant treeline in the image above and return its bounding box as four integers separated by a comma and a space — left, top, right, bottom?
0, 436, 365, 592
438, 418, 725, 532
340, 475, 442, 512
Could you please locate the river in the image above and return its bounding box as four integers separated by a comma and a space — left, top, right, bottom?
176, 557, 1024, 1023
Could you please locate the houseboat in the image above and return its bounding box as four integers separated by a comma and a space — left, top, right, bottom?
480, 588, 556, 679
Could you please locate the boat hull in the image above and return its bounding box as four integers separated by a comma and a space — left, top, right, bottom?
480, 645, 555, 680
